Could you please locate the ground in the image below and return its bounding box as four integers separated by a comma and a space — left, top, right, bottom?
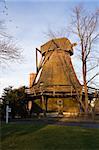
1, 118, 99, 150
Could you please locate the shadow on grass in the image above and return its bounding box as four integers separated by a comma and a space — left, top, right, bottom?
1, 121, 47, 141
1, 121, 99, 150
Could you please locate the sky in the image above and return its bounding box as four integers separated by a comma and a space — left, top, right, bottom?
0, 0, 99, 97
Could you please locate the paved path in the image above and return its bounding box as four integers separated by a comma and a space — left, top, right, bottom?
55, 121, 99, 128
9, 118, 99, 128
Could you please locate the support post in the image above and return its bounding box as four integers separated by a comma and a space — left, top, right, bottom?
45, 97, 48, 113
41, 95, 47, 117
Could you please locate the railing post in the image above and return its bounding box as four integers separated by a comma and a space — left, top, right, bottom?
71, 86, 72, 96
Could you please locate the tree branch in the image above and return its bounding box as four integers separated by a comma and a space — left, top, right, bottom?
87, 73, 99, 84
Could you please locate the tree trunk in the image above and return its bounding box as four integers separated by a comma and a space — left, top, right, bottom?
82, 48, 88, 116
83, 62, 88, 116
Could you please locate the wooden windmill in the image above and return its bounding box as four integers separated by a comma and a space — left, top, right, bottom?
28, 38, 82, 116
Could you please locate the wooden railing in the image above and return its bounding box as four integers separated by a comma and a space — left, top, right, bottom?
25, 85, 99, 99
25, 84, 81, 97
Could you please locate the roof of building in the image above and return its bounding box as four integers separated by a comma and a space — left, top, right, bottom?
40, 37, 76, 56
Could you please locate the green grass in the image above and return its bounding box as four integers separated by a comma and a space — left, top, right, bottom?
1, 122, 99, 150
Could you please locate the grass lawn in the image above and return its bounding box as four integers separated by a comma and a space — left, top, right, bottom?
1, 122, 99, 150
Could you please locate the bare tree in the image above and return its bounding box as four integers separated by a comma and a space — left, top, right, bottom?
0, 1, 22, 67
68, 5, 99, 115
45, 5, 99, 116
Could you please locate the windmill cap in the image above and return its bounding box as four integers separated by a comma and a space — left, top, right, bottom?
40, 37, 77, 56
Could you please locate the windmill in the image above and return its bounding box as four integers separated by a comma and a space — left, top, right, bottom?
28, 38, 83, 117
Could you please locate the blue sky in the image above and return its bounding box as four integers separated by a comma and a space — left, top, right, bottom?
0, 0, 99, 96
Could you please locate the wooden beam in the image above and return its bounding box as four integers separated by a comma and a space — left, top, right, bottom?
36, 48, 41, 53
36, 48, 38, 73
